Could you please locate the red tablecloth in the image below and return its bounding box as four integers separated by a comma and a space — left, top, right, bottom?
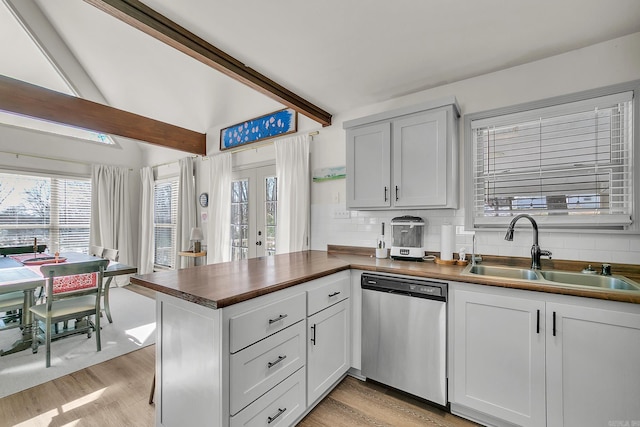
9, 254, 97, 293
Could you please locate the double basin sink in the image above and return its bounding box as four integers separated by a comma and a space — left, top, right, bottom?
462, 264, 640, 292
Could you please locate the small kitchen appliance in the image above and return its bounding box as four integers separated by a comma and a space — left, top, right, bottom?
390, 215, 425, 261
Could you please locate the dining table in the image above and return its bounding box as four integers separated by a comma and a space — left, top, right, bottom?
0, 252, 137, 356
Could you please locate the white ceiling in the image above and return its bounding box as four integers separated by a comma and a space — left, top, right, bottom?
3, 0, 640, 139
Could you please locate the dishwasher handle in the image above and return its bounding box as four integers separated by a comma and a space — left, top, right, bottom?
361, 273, 447, 302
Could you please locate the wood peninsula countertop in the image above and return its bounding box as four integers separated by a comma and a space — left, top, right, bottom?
130, 250, 350, 309
130, 249, 640, 308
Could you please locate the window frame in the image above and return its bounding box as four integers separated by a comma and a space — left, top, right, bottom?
153, 176, 179, 270
0, 169, 92, 251
464, 80, 640, 233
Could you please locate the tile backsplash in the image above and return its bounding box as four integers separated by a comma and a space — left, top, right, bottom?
311, 204, 640, 265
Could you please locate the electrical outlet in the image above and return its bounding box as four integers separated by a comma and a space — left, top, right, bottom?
332, 210, 351, 219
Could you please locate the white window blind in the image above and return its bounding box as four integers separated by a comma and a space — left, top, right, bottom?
471, 92, 633, 228
154, 178, 178, 268
0, 172, 91, 251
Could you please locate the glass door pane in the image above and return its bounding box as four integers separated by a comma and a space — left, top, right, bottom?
263, 175, 277, 257
230, 178, 250, 260
231, 165, 276, 260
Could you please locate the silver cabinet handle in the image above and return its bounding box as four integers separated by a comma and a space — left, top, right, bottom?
328, 291, 341, 298
268, 314, 288, 324
267, 355, 287, 369
267, 407, 286, 424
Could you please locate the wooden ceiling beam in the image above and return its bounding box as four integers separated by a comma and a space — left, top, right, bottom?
0, 75, 206, 155
83, 0, 332, 127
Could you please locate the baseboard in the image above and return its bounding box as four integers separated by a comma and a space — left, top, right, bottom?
450, 403, 521, 427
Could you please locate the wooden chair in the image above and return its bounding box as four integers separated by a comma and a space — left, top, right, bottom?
0, 292, 24, 330
89, 245, 104, 257
100, 248, 119, 323
30, 259, 109, 367
102, 248, 119, 262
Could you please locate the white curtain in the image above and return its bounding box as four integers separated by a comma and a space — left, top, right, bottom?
176, 157, 196, 269
275, 134, 310, 254
139, 166, 155, 274
208, 153, 232, 264
90, 164, 133, 269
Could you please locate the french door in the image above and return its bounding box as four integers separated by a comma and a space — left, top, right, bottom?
231, 165, 277, 260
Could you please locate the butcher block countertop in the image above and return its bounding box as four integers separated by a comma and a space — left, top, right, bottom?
130, 251, 350, 309
130, 249, 640, 308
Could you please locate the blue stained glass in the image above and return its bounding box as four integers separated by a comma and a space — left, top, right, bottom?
221, 108, 296, 149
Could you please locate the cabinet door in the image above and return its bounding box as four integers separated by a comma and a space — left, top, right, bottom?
452, 289, 546, 427
307, 299, 350, 404
546, 302, 640, 427
393, 110, 447, 207
346, 123, 391, 209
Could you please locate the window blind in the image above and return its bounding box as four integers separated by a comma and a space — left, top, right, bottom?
154, 179, 178, 268
471, 92, 633, 227
0, 172, 91, 251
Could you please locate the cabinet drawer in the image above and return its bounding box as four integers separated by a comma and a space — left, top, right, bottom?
307, 271, 350, 316
230, 292, 306, 353
230, 367, 306, 427
230, 320, 306, 415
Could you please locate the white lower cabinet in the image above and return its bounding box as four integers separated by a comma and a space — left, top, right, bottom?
452, 288, 546, 427
230, 320, 306, 415
226, 270, 350, 427
546, 302, 640, 426
230, 367, 306, 427
451, 283, 640, 427
307, 299, 350, 404
305, 271, 351, 405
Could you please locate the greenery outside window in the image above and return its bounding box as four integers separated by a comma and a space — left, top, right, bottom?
0, 171, 91, 251
466, 83, 638, 230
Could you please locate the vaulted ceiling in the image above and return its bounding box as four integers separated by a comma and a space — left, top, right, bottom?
2, 0, 640, 154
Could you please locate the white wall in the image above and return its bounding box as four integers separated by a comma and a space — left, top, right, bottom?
310, 32, 640, 265
44, 31, 638, 268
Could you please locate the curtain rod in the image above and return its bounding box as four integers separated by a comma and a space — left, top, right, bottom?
151, 130, 320, 166
223, 130, 320, 154
0, 150, 133, 171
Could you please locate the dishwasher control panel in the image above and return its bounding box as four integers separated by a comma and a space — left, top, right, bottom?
361, 273, 447, 301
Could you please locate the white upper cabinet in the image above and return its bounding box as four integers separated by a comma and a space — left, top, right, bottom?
344, 98, 459, 210
345, 122, 391, 208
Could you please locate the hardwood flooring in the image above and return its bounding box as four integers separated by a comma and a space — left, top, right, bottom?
300, 376, 479, 427
0, 345, 155, 427
1, 347, 478, 427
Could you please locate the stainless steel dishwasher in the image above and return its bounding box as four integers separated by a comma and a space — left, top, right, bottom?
361, 272, 447, 406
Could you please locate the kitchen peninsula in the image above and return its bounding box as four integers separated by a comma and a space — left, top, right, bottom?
132, 249, 640, 427
131, 251, 352, 427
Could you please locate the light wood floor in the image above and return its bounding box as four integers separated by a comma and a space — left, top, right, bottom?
300, 376, 479, 427
0, 345, 155, 427
0, 284, 478, 426
1, 346, 478, 427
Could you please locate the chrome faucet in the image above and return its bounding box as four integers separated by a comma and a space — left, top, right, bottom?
471, 234, 482, 266
504, 214, 552, 270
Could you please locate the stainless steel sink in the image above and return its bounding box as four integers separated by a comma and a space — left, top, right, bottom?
464, 265, 540, 280
462, 263, 640, 292
539, 270, 640, 291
